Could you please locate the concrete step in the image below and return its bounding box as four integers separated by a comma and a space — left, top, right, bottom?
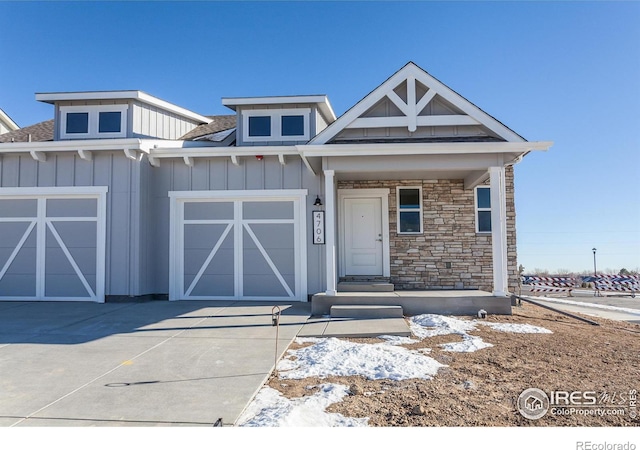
337, 281, 394, 292
299, 317, 411, 338
330, 304, 404, 319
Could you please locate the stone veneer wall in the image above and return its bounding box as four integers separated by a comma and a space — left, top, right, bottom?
337, 166, 518, 293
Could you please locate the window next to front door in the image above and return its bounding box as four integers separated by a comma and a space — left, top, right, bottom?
396, 186, 423, 234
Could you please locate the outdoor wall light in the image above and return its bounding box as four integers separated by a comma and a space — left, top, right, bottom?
255, 155, 263, 161
313, 195, 323, 206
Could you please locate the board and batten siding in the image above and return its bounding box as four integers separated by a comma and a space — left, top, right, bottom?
0, 151, 145, 297
142, 155, 325, 297
130, 101, 202, 140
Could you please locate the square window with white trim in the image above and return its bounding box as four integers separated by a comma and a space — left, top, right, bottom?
248, 116, 271, 137
475, 186, 492, 233
397, 186, 423, 234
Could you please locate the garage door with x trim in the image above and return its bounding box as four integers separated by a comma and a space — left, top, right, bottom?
0, 187, 107, 302
170, 190, 307, 301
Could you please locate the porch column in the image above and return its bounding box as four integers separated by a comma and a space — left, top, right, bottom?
489, 166, 508, 297
324, 170, 337, 295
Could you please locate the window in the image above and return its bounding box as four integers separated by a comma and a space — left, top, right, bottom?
98, 111, 122, 133
248, 116, 271, 137
281, 115, 304, 136
66, 113, 89, 134
475, 186, 491, 233
59, 105, 127, 139
242, 108, 310, 142
397, 186, 423, 234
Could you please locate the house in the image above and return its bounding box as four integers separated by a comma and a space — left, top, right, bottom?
0, 62, 551, 313
0, 108, 20, 135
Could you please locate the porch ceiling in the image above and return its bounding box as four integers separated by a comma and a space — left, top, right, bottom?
323, 152, 520, 187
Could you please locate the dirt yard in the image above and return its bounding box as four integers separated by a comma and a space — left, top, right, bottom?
267, 303, 640, 426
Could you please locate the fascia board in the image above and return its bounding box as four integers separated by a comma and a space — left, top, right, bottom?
0, 138, 151, 153
406, 64, 526, 143
299, 141, 552, 157
222, 95, 336, 122
0, 109, 19, 130
150, 144, 300, 159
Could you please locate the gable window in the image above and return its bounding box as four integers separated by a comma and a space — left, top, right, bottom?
60, 105, 127, 139
475, 186, 491, 233
397, 186, 423, 234
242, 108, 310, 142
66, 113, 89, 134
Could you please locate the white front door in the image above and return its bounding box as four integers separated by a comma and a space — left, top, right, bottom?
343, 197, 383, 276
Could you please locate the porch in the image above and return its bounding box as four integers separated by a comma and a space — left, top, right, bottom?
310, 289, 512, 317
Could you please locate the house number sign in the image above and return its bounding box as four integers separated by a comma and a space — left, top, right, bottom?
313, 210, 325, 244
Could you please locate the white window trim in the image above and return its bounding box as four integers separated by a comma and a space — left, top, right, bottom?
475, 186, 492, 234
396, 186, 423, 234
242, 108, 310, 142
60, 104, 128, 139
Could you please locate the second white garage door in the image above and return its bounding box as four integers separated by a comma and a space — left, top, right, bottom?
169, 190, 307, 301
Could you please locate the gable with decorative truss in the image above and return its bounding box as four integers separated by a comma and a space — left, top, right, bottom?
310, 62, 526, 145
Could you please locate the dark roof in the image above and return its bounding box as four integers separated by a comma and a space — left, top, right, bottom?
180, 115, 236, 140
0, 120, 54, 143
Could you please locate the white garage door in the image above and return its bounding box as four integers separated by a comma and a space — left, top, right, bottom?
0, 187, 107, 302
169, 190, 307, 301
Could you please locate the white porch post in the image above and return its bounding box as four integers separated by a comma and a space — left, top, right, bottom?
324, 170, 337, 295
489, 166, 508, 297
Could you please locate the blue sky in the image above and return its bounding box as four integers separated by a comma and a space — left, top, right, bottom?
1, 1, 639, 274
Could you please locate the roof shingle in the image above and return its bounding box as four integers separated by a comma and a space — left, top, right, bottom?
0, 120, 54, 143
180, 115, 236, 140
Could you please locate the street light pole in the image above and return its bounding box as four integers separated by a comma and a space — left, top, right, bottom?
592, 248, 600, 297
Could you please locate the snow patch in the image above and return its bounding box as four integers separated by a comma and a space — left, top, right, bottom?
378, 335, 420, 345
277, 337, 446, 381
440, 335, 494, 353
410, 314, 478, 338
482, 322, 552, 334
236, 384, 368, 427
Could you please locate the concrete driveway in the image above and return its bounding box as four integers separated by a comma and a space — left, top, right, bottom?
0, 300, 310, 426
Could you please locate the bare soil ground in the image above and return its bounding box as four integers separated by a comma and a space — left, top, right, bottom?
267, 303, 640, 426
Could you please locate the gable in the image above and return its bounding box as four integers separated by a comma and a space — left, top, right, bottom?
310, 62, 526, 145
